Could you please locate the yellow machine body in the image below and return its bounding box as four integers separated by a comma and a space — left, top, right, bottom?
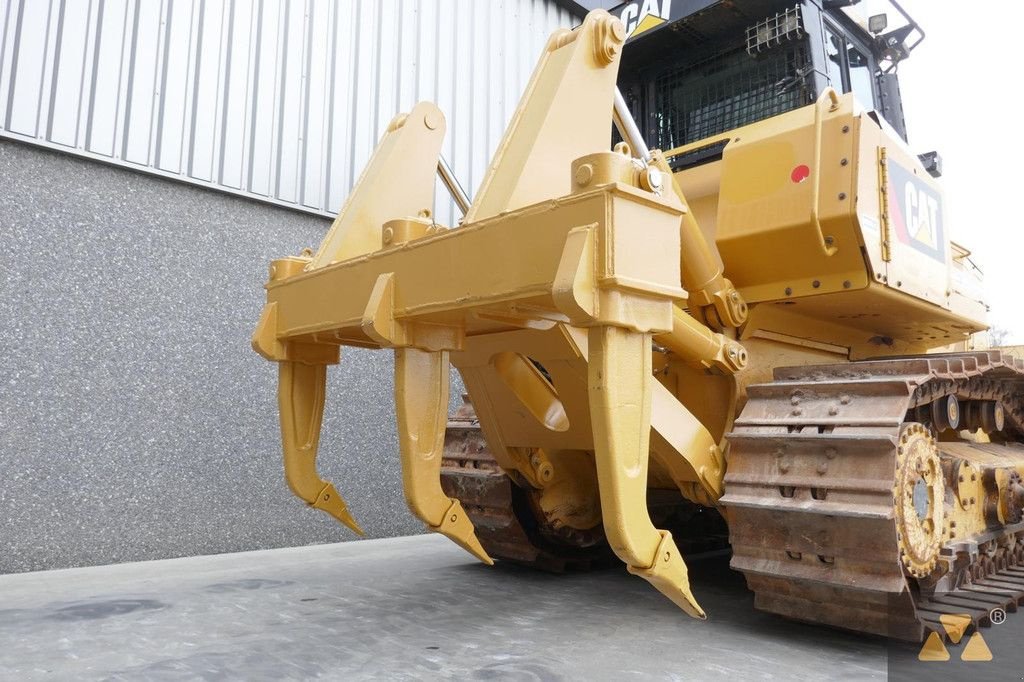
253, 10, 1023, 640
669, 91, 986, 359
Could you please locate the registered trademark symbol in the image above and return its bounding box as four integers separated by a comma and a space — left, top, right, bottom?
991, 607, 1007, 625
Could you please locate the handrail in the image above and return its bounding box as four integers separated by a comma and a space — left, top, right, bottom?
811, 88, 841, 257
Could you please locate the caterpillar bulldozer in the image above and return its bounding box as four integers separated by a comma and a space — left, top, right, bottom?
252, 0, 1024, 641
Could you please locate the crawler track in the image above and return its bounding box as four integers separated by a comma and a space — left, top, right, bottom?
442, 351, 1024, 641
724, 351, 1024, 640
440, 403, 728, 572
439, 401, 611, 572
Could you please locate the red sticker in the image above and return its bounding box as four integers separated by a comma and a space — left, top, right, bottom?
791, 164, 810, 183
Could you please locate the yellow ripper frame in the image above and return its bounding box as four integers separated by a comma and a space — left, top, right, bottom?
253, 9, 749, 619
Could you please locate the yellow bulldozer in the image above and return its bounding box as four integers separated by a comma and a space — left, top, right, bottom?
252, 1, 1024, 641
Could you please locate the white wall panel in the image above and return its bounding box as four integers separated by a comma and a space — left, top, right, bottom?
1, 0, 575, 220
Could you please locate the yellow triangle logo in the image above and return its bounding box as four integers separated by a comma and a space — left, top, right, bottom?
939, 613, 970, 644
918, 631, 950, 661
630, 13, 664, 38
918, 613, 995, 662
961, 632, 993, 662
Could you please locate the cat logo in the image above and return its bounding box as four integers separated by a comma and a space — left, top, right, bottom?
886, 158, 946, 263
918, 614, 993, 662
905, 181, 940, 249
616, 0, 673, 39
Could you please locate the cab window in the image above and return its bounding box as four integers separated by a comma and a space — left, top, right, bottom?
824, 29, 844, 90
822, 23, 878, 109
847, 45, 876, 109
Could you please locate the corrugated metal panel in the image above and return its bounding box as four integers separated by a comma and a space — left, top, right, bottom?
0, 0, 575, 223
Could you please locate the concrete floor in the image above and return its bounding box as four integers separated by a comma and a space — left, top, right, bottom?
15, 536, 1023, 681
0, 535, 904, 681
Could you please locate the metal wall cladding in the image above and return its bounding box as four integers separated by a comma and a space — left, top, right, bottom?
0, 0, 575, 224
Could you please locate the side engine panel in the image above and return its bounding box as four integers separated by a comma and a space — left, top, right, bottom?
668, 92, 986, 354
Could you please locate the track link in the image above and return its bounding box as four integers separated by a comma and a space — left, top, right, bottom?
439, 402, 729, 572
439, 401, 610, 572
724, 350, 1024, 640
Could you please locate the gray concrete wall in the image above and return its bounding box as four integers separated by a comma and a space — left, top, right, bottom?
1, 139, 427, 574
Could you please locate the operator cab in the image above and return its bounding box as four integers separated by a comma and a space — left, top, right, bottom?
612, 0, 925, 169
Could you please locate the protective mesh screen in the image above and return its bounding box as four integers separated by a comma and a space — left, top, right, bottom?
653, 44, 811, 150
